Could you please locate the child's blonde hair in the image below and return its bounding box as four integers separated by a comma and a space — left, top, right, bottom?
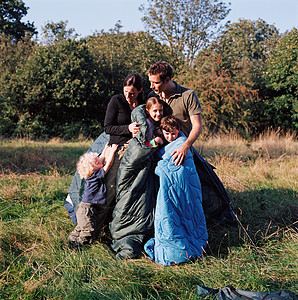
77, 152, 100, 179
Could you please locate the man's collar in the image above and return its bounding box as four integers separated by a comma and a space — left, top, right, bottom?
172, 81, 182, 96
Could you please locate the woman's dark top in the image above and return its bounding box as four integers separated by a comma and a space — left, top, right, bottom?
104, 94, 132, 146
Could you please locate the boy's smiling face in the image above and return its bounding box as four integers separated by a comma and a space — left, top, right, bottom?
162, 128, 180, 142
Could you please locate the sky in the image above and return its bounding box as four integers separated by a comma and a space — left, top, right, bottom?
23, 0, 298, 38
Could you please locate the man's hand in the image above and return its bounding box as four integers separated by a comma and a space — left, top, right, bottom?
171, 143, 190, 166
170, 114, 202, 166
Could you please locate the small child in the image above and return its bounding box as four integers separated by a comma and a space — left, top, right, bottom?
144, 97, 164, 147
160, 115, 181, 143
68, 143, 117, 247
144, 114, 208, 266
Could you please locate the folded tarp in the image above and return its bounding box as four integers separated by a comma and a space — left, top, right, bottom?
196, 285, 297, 300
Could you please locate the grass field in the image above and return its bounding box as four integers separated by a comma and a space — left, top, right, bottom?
0, 132, 297, 299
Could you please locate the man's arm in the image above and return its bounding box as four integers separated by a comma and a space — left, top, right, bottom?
171, 114, 202, 166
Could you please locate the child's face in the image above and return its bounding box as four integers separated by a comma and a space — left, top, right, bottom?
93, 157, 103, 171
162, 128, 180, 142
147, 103, 164, 123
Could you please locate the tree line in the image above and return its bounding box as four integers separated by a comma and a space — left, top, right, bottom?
0, 0, 297, 139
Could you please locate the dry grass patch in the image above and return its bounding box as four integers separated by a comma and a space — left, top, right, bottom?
0, 138, 91, 174
195, 130, 297, 161
251, 131, 297, 159
196, 130, 253, 159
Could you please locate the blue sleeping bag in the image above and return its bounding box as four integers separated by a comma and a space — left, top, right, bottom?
144, 133, 208, 266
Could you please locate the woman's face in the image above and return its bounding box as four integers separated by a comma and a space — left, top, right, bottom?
123, 85, 141, 105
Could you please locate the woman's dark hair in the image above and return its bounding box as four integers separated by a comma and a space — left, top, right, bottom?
123, 73, 144, 103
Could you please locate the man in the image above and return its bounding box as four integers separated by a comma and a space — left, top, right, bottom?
148, 61, 202, 166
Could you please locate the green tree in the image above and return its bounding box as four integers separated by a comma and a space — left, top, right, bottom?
140, 0, 230, 66
0, 33, 35, 136
209, 19, 279, 89
176, 52, 258, 134
2, 39, 103, 138
87, 28, 172, 101
41, 20, 78, 45
0, 0, 36, 40
212, 19, 279, 61
263, 28, 298, 131
208, 19, 281, 133
0, 32, 35, 74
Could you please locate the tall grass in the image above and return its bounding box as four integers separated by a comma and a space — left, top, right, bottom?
0, 132, 297, 299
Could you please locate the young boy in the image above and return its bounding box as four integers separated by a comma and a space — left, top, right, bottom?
160, 115, 181, 144
68, 143, 117, 247
144, 114, 208, 266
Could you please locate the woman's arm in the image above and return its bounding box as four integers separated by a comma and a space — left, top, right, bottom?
104, 96, 131, 136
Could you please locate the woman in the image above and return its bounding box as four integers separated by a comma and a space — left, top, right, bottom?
102, 74, 144, 231
104, 74, 143, 146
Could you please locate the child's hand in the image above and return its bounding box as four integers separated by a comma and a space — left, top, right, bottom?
110, 144, 118, 152
154, 137, 163, 145
124, 139, 131, 148
100, 143, 109, 158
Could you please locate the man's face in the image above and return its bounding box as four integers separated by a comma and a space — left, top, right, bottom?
162, 128, 180, 142
149, 74, 167, 95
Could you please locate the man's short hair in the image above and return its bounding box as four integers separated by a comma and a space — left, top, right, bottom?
148, 61, 174, 82
160, 115, 181, 132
